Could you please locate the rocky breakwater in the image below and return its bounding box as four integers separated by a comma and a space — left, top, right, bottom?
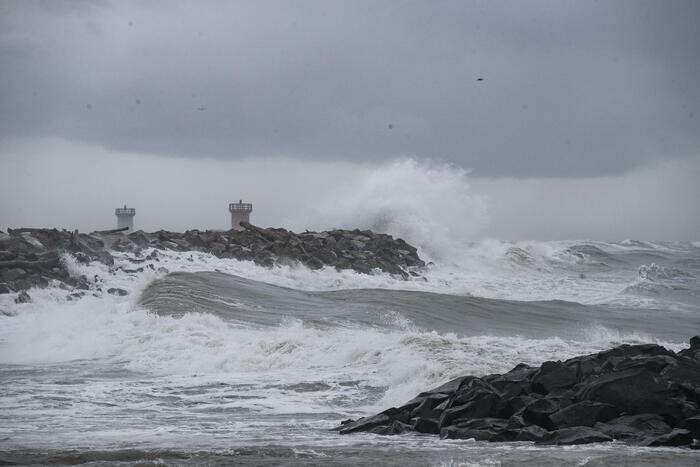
0, 228, 114, 299
337, 337, 700, 448
0, 224, 425, 299
114, 222, 424, 277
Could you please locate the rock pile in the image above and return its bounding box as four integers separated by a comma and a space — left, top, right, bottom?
120, 222, 424, 277
0, 224, 424, 295
337, 337, 700, 447
0, 228, 112, 294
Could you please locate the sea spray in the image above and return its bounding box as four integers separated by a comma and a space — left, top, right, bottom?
297, 159, 489, 262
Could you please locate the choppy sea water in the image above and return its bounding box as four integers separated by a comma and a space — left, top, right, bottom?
1, 239, 699, 465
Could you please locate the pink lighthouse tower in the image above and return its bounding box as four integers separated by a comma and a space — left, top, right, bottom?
229, 199, 252, 230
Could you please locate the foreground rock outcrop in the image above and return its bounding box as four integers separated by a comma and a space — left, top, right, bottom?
0, 224, 424, 295
337, 337, 700, 447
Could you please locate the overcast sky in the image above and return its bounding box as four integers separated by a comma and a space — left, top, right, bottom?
2, 0, 699, 176
1, 1, 698, 240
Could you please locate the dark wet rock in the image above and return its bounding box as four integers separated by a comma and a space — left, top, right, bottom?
679, 415, 700, 438
410, 393, 450, 420
447, 377, 501, 407
642, 428, 693, 447
509, 424, 549, 442
1, 267, 26, 282
440, 418, 510, 440
338, 337, 700, 447
0, 229, 111, 294
412, 417, 440, 434
505, 414, 528, 429
337, 413, 392, 434
539, 426, 612, 445
564, 343, 675, 382
107, 288, 128, 296
0, 282, 12, 294
531, 361, 577, 394
593, 413, 671, 440
521, 398, 562, 430
127, 230, 150, 248
691, 336, 700, 350
577, 369, 690, 422
369, 420, 412, 435
550, 401, 620, 428
679, 343, 700, 361
439, 392, 501, 427
440, 418, 506, 440
501, 394, 536, 415
14, 290, 31, 304
487, 363, 536, 392
661, 358, 700, 392
608, 354, 678, 374
0, 250, 17, 261
420, 376, 474, 396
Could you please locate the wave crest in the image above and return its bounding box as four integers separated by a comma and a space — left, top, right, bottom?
301, 159, 488, 261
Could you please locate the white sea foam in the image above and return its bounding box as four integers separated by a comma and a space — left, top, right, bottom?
0, 277, 684, 413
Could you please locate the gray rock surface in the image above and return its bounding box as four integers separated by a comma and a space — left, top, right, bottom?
0, 225, 425, 297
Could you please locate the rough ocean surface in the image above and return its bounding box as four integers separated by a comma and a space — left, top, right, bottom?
1, 225, 699, 465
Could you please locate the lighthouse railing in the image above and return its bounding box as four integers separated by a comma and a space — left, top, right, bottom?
229, 203, 253, 212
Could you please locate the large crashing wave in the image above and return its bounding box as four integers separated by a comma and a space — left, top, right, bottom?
294, 159, 489, 262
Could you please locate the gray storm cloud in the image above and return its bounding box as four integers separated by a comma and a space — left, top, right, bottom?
1, 0, 698, 176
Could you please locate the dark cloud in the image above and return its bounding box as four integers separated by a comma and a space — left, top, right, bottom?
1, 0, 699, 176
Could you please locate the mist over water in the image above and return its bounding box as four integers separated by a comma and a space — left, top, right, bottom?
296, 159, 489, 262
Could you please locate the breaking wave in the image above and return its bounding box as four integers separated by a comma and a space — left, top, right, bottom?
1, 269, 690, 413
295, 159, 489, 262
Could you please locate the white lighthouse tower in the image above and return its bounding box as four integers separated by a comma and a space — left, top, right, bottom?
229, 200, 252, 230
115, 205, 136, 231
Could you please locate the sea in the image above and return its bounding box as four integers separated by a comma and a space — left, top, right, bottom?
1, 230, 700, 464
